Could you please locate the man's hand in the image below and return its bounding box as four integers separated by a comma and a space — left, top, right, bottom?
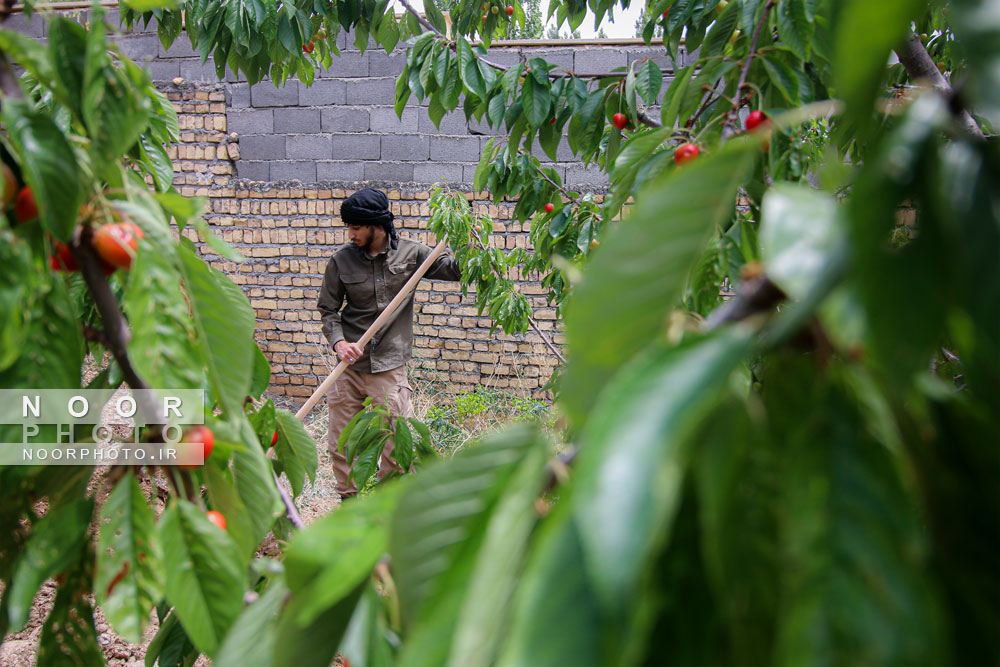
334, 340, 363, 364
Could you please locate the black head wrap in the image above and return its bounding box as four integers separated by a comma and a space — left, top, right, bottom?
341, 188, 398, 249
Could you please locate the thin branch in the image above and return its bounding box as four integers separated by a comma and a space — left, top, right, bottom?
894, 32, 984, 140
722, 0, 773, 140
637, 109, 662, 128
528, 315, 567, 364
273, 471, 305, 529
470, 233, 567, 364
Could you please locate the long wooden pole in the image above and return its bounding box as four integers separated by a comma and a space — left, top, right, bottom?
294, 238, 449, 421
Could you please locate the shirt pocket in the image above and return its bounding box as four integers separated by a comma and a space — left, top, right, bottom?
341, 272, 373, 308
386, 260, 417, 292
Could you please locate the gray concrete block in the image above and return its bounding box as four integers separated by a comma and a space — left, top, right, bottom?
417, 107, 469, 135
271, 161, 317, 182
430, 136, 480, 162
240, 135, 286, 161
467, 116, 504, 136
382, 135, 429, 161
287, 134, 333, 159
364, 162, 414, 182
532, 49, 575, 73
317, 161, 365, 182
369, 107, 418, 133
237, 161, 269, 181
229, 83, 251, 109
160, 36, 198, 59
321, 108, 369, 132
228, 109, 274, 135
274, 108, 322, 134
482, 48, 522, 68
556, 136, 577, 162
574, 48, 628, 75
626, 49, 673, 74
116, 34, 160, 62
368, 51, 407, 77
5, 12, 45, 38
565, 164, 608, 187
179, 59, 220, 82
344, 78, 396, 105
299, 79, 346, 106
251, 80, 300, 107
147, 60, 180, 82
462, 164, 480, 183
415, 163, 464, 184
336, 29, 348, 51
331, 134, 380, 159
319, 51, 369, 78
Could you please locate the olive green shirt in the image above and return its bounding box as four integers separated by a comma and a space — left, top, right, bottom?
317, 237, 462, 373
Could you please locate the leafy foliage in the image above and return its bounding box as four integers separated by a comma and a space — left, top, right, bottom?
0, 0, 997, 666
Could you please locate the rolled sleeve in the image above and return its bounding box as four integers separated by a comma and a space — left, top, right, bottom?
422, 245, 463, 281
317, 258, 346, 349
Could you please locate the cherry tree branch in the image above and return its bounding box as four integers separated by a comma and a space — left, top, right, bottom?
894, 32, 983, 139
722, 0, 773, 140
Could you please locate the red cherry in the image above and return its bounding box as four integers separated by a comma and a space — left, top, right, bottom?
544, 203, 554, 213
549, 117, 556, 125
506, 5, 513, 15
482, 14, 488, 21
205, 510, 227, 531
178, 425, 215, 469
612, 113, 628, 130
674, 143, 700, 165
662, 7, 670, 18
14, 186, 38, 223
270, 430, 278, 448
746, 110, 769, 131
51, 241, 78, 272
302, 42, 314, 54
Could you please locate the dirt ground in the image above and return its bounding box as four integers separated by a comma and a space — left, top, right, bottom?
0, 393, 344, 667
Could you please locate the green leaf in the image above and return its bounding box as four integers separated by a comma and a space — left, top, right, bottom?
0, 233, 32, 373
177, 245, 255, 415
37, 546, 104, 667
777, 0, 812, 61
660, 64, 694, 128
474, 137, 497, 192
762, 359, 945, 665
123, 237, 204, 392
2, 100, 83, 241
496, 509, 601, 667
833, 0, 924, 136
273, 409, 319, 498
561, 142, 757, 423
0, 28, 54, 89
215, 581, 287, 667
204, 464, 259, 558
376, 10, 399, 53
761, 54, 801, 105
144, 610, 195, 667
138, 132, 175, 193
635, 60, 662, 106
447, 438, 547, 667
423, 0, 447, 34
7, 498, 93, 630
394, 418, 414, 472
951, 0, 1000, 129
390, 425, 542, 629
393, 426, 546, 667
123, 0, 179, 10
760, 184, 843, 300
522, 76, 552, 129
249, 343, 271, 398
96, 475, 161, 644
572, 330, 752, 635
285, 483, 403, 625
158, 499, 245, 657
274, 580, 364, 667
702, 0, 740, 57
458, 37, 486, 100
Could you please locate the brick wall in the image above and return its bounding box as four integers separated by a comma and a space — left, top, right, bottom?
162, 83, 566, 398
6, 8, 663, 398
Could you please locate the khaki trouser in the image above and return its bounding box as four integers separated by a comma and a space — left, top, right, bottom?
326, 364, 413, 495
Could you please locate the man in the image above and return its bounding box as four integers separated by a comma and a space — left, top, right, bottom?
317, 188, 462, 498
